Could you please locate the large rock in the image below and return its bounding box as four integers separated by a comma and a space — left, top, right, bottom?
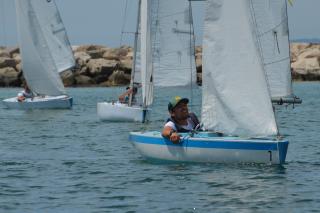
0, 49, 10, 58
119, 58, 132, 73
74, 74, 95, 86
292, 70, 320, 81
126, 49, 134, 58
0, 67, 20, 86
292, 57, 320, 72
290, 43, 320, 80
86, 58, 118, 77
118, 46, 132, 60
74, 51, 91, 67
16, 63, 22, 72
0, 57, 17, 69
60, 70, 75, 86
74, 44, 106, 52
297, 48, 320, 60
87, 48, 108, 59
7, 47, 20, 57
290, 43, 312, 55
103, 48, 120, 60
78, 66, 89, 76
94, 75, 110, 84
12, 53, 21, 64
106, 70, 130, 85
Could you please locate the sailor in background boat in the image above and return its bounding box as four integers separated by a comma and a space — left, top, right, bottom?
162, 96, 200, 144
118, 86, 138, 104
17, 83, 34, 102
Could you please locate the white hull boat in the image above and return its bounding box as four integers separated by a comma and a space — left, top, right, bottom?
97, 0, 154, 122
128, 0, 299, 165
4, 0, 76, 110
3, 95, 72, 109
130, 131, 289, 164
97, 102, 150, 122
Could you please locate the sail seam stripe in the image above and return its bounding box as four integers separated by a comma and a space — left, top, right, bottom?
249, 0, 272, 93
257, 18, 287, 37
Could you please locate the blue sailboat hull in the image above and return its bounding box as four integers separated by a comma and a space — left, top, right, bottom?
129, 131, 289, 164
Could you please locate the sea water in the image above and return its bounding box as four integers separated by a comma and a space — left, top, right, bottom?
0, 82, 319, 212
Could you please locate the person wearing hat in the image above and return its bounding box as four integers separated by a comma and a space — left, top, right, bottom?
162, 96, 200, 144
118, 86, 138, 104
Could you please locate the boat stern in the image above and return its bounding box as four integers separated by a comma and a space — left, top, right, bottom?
277, 140, 289, 164
67, 96, 73, 108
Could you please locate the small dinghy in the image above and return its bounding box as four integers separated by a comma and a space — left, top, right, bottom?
130, 131, 289, 164
97, 0, 197, 122
97, 0, 153, 122
130, 0, 301, 164
97, 102, 150, 122
3, 0, 75, 110
3, 95, 72, 110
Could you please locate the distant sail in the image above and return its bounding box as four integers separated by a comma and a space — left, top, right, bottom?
250, 0, 292, 98
15, 0, 75, 96
133, 13, 142, 86
150, 0, 197, 87
201, 0, 278, 137
140, 0, 153, 107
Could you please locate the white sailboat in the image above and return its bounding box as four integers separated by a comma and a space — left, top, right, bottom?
97, 0, 196, 122
3, 0, 75, 109
251, 0, 301, 105
129, 0, 299, 164
97, 0, 153, 122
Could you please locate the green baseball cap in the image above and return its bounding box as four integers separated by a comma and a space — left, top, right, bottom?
168, 96, 189, 111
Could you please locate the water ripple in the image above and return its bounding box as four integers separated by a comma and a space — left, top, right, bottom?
0, 84, 319, 212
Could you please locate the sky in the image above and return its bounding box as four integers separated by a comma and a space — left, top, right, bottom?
1, 0, 320, 47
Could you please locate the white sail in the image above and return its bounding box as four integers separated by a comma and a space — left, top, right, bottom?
201, 0, 278, 137
140, 0, 153, 107
150, 0, 197, 87
250, 0, 292, 98
15, 0, 75, 96
133, 17, 142, 86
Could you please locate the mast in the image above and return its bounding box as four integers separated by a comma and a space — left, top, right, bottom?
128, 0, 141, 107
188, 0, 197, 111
140, 0, 154, 110
140, 0, 152, 122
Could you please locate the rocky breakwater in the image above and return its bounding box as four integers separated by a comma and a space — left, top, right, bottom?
0, 44, 203, 87
1, 43, 320, 87
291, 43, 320, 81
0, 45, 134, 87
0, 46, 21, 87
67, 45, 134, 86
194, 43, 320, 83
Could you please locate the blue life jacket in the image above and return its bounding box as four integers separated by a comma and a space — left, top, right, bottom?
166, 112, 200, 133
